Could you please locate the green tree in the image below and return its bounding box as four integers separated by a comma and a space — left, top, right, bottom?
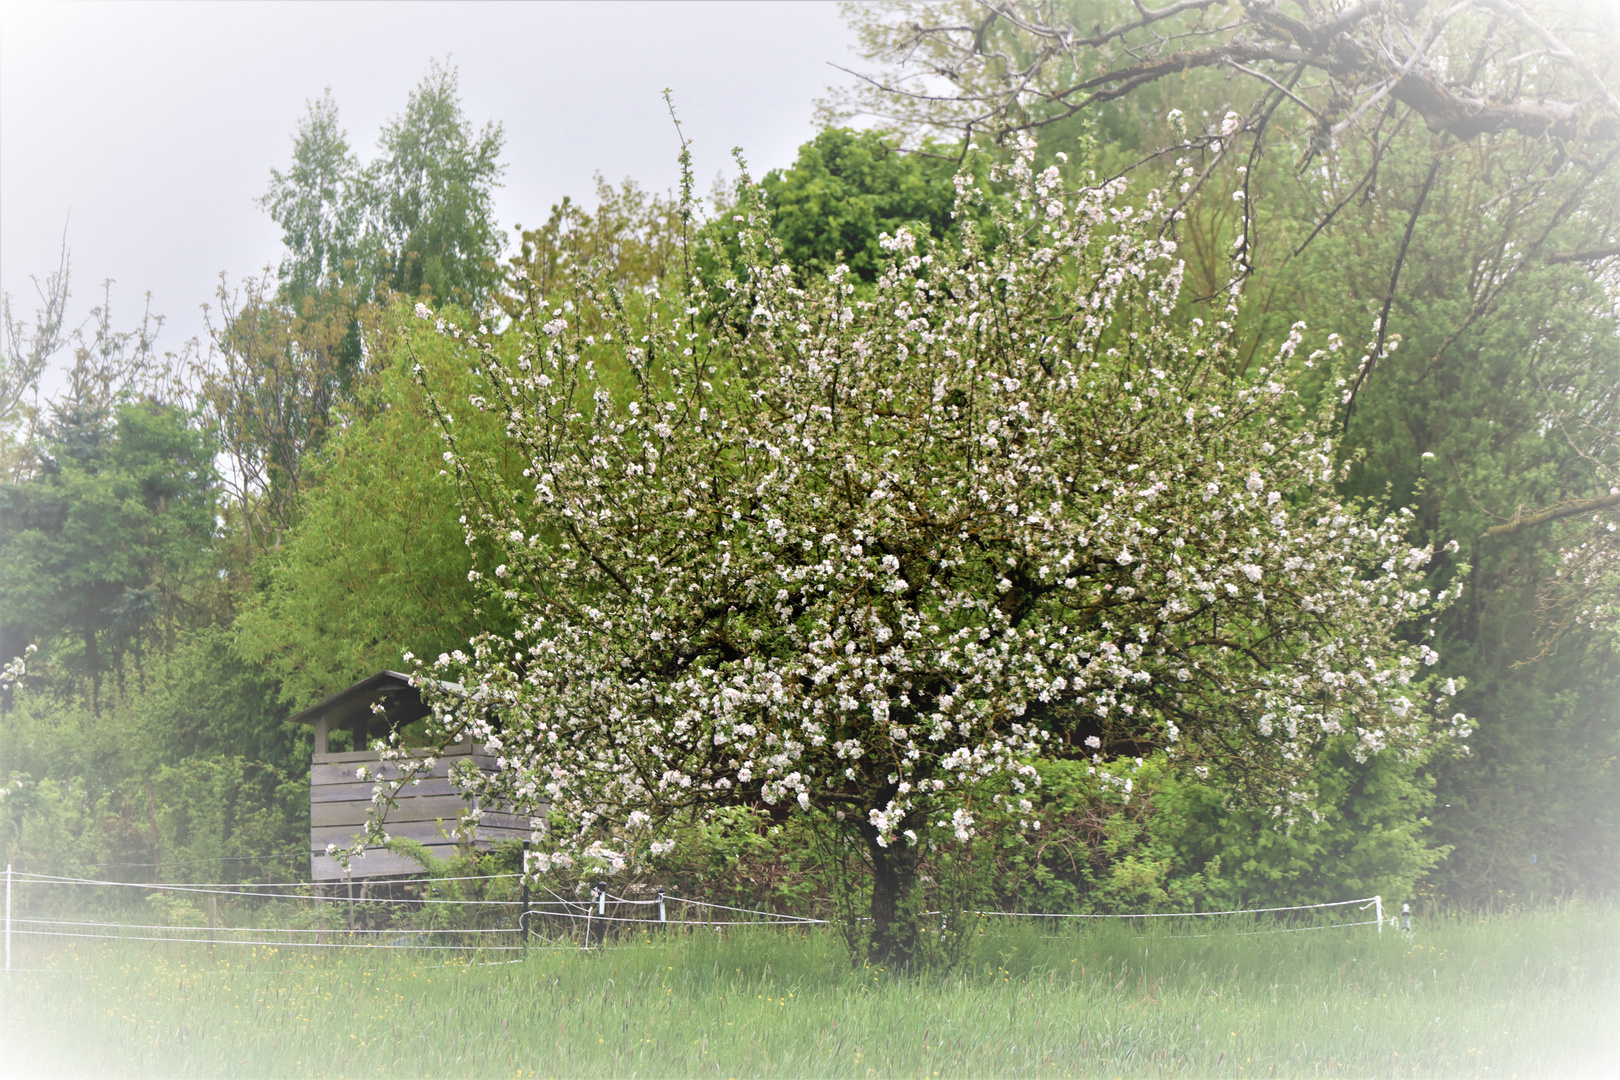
368, 60, 506, 307
760, 127, 964, 282
260, 91, 372, 307
231, 304, 515, 707
262, 62, 506, 310
694, 129, 979, 304
1, 281, 211, 706
0, 400, 217, 709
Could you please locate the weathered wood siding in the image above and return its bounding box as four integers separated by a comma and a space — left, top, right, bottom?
308, 744, 530, 881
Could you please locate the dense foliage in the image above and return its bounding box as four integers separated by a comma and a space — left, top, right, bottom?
231, 318, 516, 706
0, 402, 217, 710
755, 127, 964, 283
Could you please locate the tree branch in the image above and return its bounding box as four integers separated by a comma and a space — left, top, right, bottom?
1482, 491, 1620, 537
1546, 243, 1620, 264
1346, 149, 1443, 421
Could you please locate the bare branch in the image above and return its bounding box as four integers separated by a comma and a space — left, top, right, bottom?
1331, 0, 1476, 138
835, 0, 1620, 145
1483, 491, 1620, 537
1224, 58, 1319, 115
1346, 150, 1443, 419
1474, 0, 1620, 116
1, 226, 71, 434
1546, 243, 1620, 264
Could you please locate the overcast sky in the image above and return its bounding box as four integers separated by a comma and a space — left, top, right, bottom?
1, 0, 861, 381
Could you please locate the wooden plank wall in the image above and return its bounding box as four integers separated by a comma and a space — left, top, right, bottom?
309, 744, 530, 881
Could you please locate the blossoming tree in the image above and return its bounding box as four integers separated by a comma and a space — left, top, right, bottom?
382, 142, 1467, 963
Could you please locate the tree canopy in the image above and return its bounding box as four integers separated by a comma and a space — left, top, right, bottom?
384, 145, 1466, 963
261, 60, 506, 311
760, 127, 965, 282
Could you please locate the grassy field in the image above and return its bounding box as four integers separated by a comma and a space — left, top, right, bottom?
2, 904, 1615, 1078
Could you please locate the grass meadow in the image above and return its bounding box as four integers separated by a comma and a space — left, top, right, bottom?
1, 903, 1615, 1078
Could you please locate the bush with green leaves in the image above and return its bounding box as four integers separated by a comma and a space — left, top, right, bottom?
981, 740, 1442, 915
0, 627, 302, 885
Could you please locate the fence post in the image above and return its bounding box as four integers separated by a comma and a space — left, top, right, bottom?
208, 894, 218, 945
520, 841, 531, 951
1402, 902, 1411, 932
657, 890, 666, 931
586, 881, 607, 948
5, 863, 11, 974
1375, 895, 1383, 935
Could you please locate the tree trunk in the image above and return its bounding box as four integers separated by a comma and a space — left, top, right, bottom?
864, 830, 918, 967
83, 624, 101, 715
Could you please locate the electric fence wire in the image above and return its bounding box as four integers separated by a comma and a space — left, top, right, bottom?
13, 870, 518, 888
28, 851, 308, 874
14, 917, 522, 935
976, 896, 1378, 919
12, 871, 526, 905
2, 871, 1396, 961
11, 929, 522, 951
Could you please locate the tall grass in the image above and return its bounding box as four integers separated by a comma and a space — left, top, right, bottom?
3, 903, 1614, 1077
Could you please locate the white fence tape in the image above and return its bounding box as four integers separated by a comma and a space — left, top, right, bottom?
13, 929, 521, 951
16, 918, 518, 936
977, 896, 1380, 919
667, 896, 827, 923
13, 872, 522, 906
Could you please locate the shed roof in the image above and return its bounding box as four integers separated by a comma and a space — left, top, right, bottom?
284, 670, 457, 734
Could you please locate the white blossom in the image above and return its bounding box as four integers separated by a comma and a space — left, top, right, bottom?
379, 140, 1466, 878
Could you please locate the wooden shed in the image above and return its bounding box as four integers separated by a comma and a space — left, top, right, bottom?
291, 671, 529, 881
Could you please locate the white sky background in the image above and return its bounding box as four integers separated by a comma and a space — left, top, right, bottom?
0, 0, 862, 389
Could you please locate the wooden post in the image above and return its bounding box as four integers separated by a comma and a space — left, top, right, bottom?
207, 894, 218, 945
